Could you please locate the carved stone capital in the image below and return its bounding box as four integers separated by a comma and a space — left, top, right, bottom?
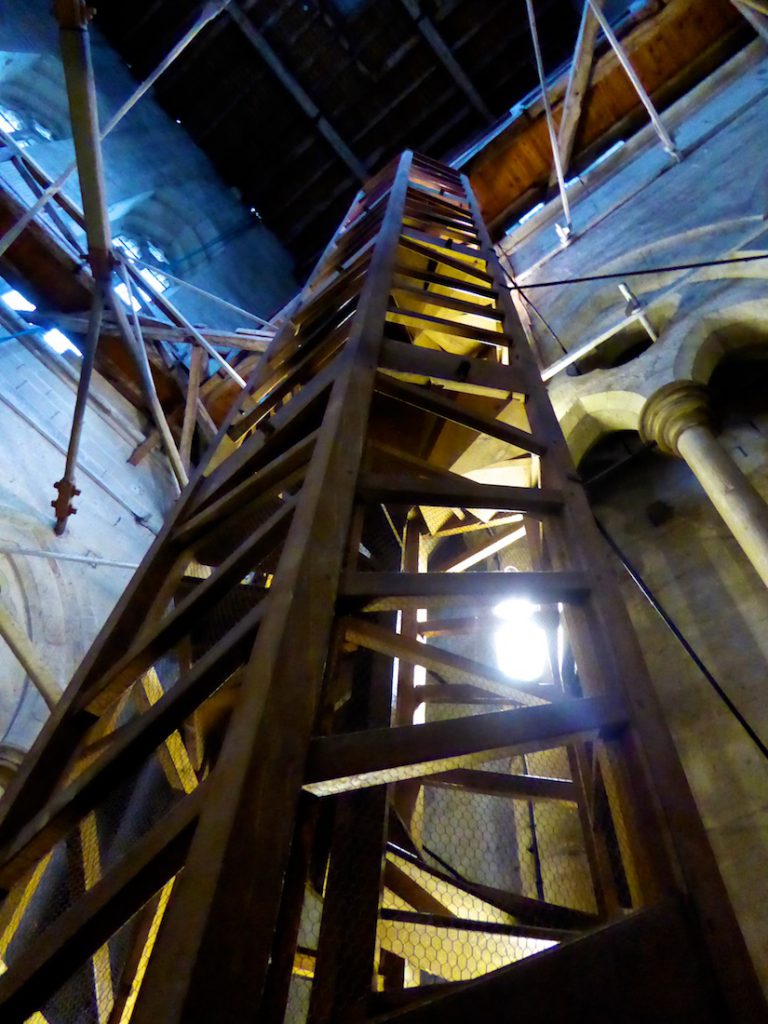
639, 381, 712, 456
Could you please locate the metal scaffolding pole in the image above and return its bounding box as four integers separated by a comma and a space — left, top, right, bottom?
114, 267, 188, 490
0, 1, 229, 262
0, 599, 63, 710
525, 0, 573, 241
130, 257, 275, 330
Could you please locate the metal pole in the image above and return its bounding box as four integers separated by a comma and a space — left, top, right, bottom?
131, 258, 275, 330
0, 598, 62, 710
733, 1, 768, 43
0, 545, 138, 570
585, 0, 680, 159
122, 260, 248, 388
52, 287, 106, 534
0, 1, 229, 261
113, 268, 188, 489
525, 0, 572, 241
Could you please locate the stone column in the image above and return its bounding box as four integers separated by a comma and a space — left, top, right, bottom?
641, 381, 768, 588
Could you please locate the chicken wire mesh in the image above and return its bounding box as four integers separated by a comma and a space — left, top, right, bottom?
0, 660, 199, 1024
281, 593, 639, 1022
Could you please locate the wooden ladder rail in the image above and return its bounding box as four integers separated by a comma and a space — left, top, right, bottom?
0, 152, 763, 1024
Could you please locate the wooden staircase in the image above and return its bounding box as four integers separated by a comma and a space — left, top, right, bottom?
0, 151, 764, 1024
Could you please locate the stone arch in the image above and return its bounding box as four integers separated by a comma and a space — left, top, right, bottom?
0, 53, 70, 140
557, 389, 645, 466
671, 290, 768, 385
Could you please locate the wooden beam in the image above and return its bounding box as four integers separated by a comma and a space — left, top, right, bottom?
357, 473, 562, 514
550, 1, 602, 186
304, 694, 628, 794
344, 617, 557, 703
374, 374, 546, 455
422, 767, 576, 802
367, 898, 720, 1022
227, 2, 368, 181
340, 570, 591, 611
377, 338, 514, 399
179, 346, 205, 473
379, 909, 573, 944
399, 0, 492, 120
387, 849, 597, 930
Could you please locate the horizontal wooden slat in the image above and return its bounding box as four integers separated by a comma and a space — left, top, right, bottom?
392, 264, 497, 299
398, 237, 493, 284
422, 767, 576, 803
358, 472, 562, 514
386, 305, 503, 346
304, 695, 627, 794
374, 374, 545, 455
401, 229, 482, 261
340, 571, 590, 611
391, 282, 502, 320
377, 339, 518, 399
417, 683, 527, 705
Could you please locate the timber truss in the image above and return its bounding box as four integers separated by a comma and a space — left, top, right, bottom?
0, 152, 763, 1023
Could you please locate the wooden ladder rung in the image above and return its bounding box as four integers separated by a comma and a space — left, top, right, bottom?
399, 236, 494, 283
357, 472, 563, 514
392, 282, 502, 321
386, 304, 504, 346
339, 570, 591, 609
374, 373, 545, 454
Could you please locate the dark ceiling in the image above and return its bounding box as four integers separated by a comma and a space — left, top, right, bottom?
95, 0, 586, 277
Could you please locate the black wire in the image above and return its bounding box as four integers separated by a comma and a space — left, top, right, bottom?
595, 517, 768, 763
511, 252, 768, 290
499, 254, 568, 354
517, 287, 568, 354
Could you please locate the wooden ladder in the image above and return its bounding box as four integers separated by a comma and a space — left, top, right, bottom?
0, 152, 763, 1024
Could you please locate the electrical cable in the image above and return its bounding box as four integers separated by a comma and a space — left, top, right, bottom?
512, 251, 768, 289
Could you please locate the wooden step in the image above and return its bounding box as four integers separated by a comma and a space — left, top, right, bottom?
379, 908, 571, 944
392, 264, 497, 299
422, 767, 576, 802
386, 304, 503, 346
402, 227, 483, 260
